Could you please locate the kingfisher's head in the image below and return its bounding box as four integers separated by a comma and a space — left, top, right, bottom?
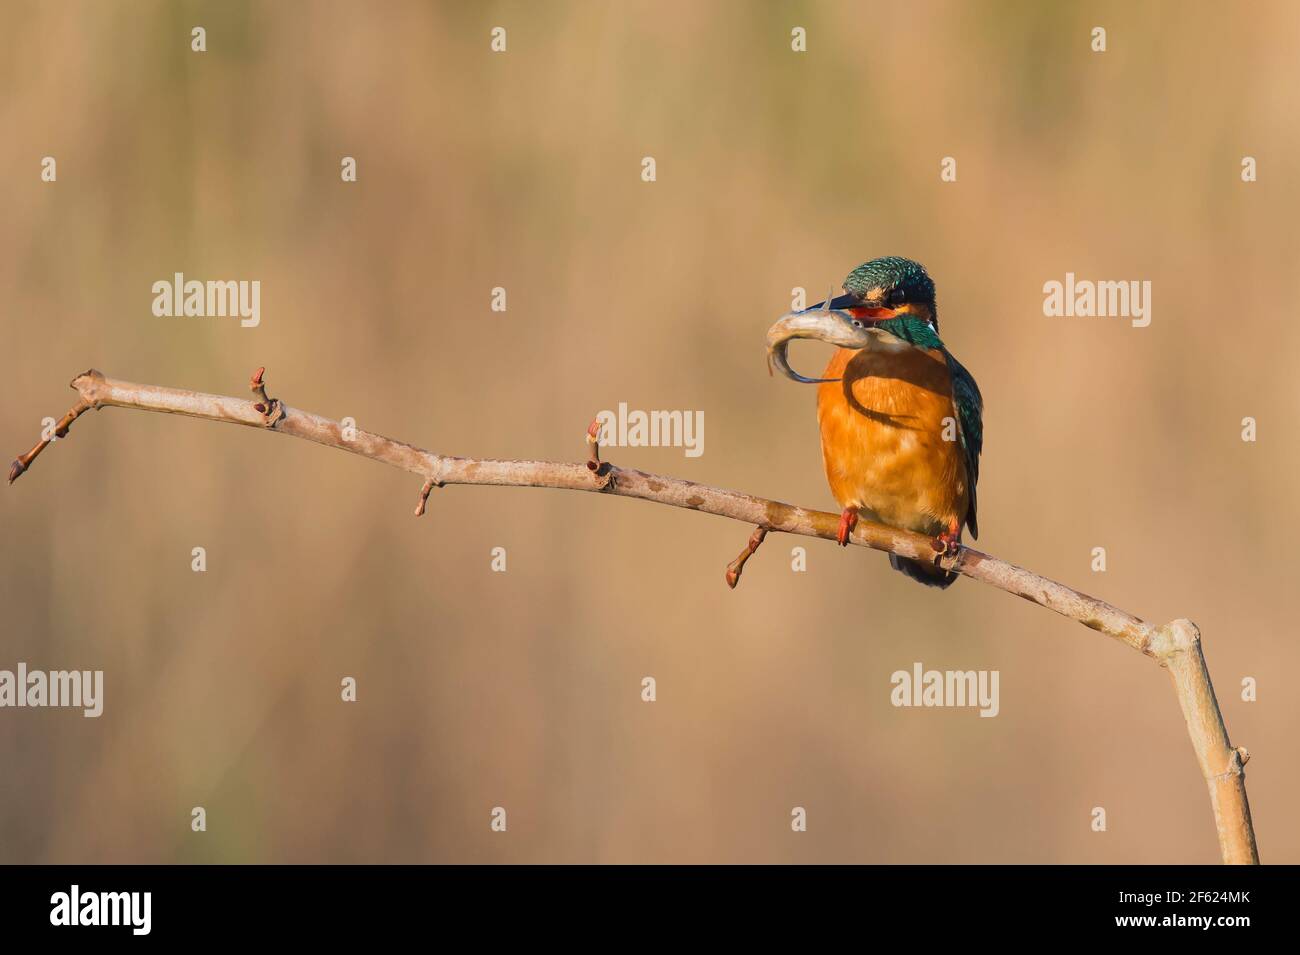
833, 257, 938, 329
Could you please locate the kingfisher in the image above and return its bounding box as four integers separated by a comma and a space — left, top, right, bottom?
766, 257, 983, 587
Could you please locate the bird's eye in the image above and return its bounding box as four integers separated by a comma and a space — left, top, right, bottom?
887, 288, 906, 307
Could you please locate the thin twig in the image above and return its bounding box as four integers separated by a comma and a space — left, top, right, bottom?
7, 368, 1259, 864
585, 416, 613, 488
414, 479, 436, 517
725, 526, 768, 589
8, 398, 91, 483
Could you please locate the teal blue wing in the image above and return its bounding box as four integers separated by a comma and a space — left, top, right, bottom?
943, 351, 983, 539
874, 317, 984, 538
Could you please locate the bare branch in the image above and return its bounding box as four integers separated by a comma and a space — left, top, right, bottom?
8, 368, 1259, 864
1149, 619, 1259, 864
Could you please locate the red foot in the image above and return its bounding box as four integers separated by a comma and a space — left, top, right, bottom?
930, 521, 962, 556
837, 508, 859, 546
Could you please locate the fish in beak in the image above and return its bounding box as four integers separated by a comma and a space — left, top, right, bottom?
765, 307, 876, 383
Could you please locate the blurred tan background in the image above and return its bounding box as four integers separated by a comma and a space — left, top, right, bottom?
2, 0, 1297, 863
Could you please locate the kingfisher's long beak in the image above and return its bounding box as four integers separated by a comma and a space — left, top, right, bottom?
808, 292, 864, 312
765, 309, 874, 384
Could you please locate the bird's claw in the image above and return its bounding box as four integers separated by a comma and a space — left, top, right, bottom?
836, 508, 858, 547
930, 530, 961, 556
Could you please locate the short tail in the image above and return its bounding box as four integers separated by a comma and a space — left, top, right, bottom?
889, 553, 958, 589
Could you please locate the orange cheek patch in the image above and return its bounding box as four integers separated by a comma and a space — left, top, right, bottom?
848, 306, 898, 320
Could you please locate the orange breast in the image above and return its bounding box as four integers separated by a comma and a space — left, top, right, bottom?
815, 346, 969, 537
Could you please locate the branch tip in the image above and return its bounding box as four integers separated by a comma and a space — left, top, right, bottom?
250, 366, 269, 403
69, 368, 104, 390
414, 478, 437, 517
725, 526, 768, 589
586, 417, 602, 467
7, 400, 90, 486
247, 367, 284, 427
584, 416, 614, 486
